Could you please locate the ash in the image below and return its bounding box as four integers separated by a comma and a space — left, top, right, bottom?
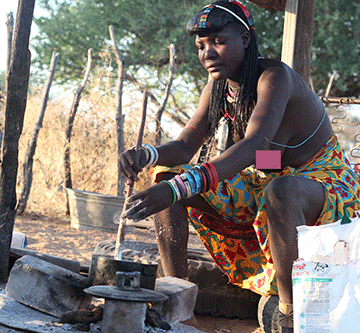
89, 321, 190, 333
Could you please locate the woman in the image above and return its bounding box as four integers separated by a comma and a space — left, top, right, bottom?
120, 2, 360, 331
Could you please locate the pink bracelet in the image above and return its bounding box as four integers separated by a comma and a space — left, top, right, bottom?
175, 174, 187, 198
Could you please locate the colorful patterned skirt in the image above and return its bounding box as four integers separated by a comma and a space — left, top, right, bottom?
152, 134, 360, 295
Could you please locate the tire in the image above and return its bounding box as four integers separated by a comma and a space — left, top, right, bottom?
258, 295, 279, 333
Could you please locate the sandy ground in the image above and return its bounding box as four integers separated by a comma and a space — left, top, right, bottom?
12, 213, 263, 333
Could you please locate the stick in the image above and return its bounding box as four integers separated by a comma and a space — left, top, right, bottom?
114, 91, 149, 260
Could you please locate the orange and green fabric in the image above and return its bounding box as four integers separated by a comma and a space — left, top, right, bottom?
152, 134, 360, 296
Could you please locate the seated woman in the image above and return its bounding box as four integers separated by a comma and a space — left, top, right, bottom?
119, 1, 360, 332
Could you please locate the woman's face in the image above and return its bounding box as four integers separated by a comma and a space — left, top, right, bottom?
195, 24, 250, 84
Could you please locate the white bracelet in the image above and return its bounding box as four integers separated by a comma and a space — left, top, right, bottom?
142, 144, 159, 167
168, 178, 182, 201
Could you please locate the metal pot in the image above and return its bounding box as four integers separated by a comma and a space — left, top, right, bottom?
88, 254, 158, 290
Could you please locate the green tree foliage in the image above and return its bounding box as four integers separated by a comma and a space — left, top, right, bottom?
311, 1, 360, 96
33, 0, 209, 85
33, 0, 360, 97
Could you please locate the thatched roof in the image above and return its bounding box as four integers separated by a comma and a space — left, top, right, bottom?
248, 0, 286, 11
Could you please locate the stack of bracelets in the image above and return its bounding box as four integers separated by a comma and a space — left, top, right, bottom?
136, 144, 159, 167
160, 162, 218, 205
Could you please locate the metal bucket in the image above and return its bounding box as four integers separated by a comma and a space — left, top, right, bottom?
66, 188, 124, 231
88, 254, 158, 290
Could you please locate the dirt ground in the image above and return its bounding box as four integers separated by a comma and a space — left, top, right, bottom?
12, 214, 263, 333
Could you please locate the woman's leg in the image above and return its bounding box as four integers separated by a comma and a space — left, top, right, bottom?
154, 202, 190, 278
264, 176, 325, 331
265, 175, 325, 304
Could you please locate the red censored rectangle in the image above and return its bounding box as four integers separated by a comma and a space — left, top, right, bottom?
256, 150, 281, 169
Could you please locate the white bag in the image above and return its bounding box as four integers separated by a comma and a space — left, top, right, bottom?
11, 231, 28, 249
292, 212, 360, 333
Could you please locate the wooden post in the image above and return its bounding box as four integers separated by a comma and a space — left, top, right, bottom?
115, 91, 148, 260
292, 0, 315, 83
0, 0, 35, 284
281, 0, 315, 84
64, 49, 93, 214
6, 12, 14, 80
17, 51, 60, 215
109, 25, 126, 197
281, 0, 298, 69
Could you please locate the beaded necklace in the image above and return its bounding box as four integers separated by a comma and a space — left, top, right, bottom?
223, 83, 238, 122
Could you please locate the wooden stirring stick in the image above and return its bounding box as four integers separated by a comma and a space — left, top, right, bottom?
114, 91, 148, 260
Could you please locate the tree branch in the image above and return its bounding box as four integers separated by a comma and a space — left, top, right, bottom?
155, 44, 176, 145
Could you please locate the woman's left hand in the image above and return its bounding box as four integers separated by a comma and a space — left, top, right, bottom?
122, 182, 174, 221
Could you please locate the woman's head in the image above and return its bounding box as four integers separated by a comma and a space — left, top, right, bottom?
187, 1, 260, 141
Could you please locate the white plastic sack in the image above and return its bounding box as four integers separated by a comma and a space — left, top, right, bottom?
292, 212, 360, 333
11, 231, 28, 249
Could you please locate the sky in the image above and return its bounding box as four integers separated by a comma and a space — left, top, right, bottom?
0, 1, 43, 71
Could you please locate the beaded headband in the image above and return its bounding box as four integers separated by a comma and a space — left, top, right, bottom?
200, 1, 254, 31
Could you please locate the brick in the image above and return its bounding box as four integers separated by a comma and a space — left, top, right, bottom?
5, 255, 91, 318
155, 277, 198, 324
102, 300, 147, 333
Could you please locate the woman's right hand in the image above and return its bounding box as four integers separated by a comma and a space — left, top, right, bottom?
119, 148, 147, 185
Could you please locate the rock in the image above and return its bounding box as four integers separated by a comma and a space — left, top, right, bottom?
102, 300, 146, 333
155, 277, 198, 324
10, 247, 81, 273
5, 255, 91, 318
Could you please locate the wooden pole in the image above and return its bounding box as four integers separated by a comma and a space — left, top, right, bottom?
17, 51, 60, 215
281, 0, 298, 69
0, 0, 35, 284
281, 0, 315, 84
5, 12, 14, 80
64, 49, 93, 214
325, 74, 335, 98
115, 91, 148, 261
292, 0, 315, 83
64, 48, 93, 190
109, 25, 126, 197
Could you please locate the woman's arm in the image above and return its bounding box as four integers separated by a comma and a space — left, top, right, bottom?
123, 63, 294, 220
119, 80, 213, 184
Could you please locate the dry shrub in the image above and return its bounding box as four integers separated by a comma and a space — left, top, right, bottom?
17, 69, 154, 219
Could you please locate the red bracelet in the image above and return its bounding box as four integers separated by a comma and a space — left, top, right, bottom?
207, 162, 218, 190
199, 168, 207, 192
203, 163, 214, 190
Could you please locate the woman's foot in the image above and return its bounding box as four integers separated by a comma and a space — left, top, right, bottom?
272, 302, 293, 333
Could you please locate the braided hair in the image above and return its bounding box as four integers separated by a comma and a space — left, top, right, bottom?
187, 1, 260, 141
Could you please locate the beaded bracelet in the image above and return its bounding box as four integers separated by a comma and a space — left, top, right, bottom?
160, 180, 177, 206
161, 162, 219, 205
